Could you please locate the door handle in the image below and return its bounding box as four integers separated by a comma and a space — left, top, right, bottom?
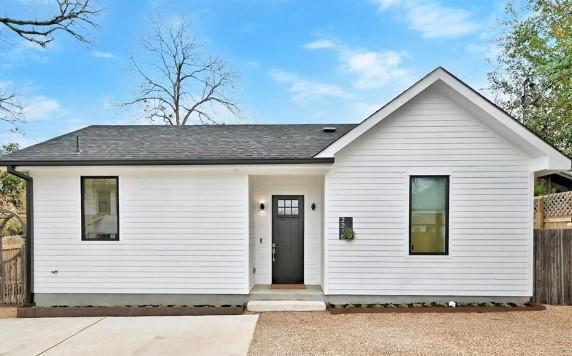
272, 243, 276, 263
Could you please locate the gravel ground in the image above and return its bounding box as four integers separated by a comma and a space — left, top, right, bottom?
248, 306, 572, 356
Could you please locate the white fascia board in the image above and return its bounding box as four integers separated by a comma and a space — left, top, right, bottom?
315, 67, 571, 172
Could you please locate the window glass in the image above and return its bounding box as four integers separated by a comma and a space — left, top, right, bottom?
276, 199, 300, 216
82, 177, 119, 241
410, 176, 448, 254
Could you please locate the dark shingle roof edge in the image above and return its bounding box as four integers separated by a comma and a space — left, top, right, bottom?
0, 158, 335, 166
0, 123, 357, 166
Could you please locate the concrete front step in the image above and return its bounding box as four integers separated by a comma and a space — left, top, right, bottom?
247, 301, 326, 312
249, 285, 325, 301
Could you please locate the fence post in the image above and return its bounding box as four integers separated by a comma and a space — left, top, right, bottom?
536, 197, 545, 229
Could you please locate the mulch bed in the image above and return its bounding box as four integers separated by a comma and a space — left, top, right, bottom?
17, 304, 245, 318
328, 302, 546, 314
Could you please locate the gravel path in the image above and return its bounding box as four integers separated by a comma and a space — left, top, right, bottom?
248, 306, 572, 355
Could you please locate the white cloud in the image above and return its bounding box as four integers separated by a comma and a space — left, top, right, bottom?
92, 50, 115, 59
269, 69, 349, 102
303, 39, 336, 50
0, 40, 49, 69
466, 43, 501, 59
0, 132, 48, 149
22, 96, 60, 121
303, 39, 412, 89
371, 0, 478, 38
374, 0, 402, 9
340, 49, 411, 89
354, 101, 382, 118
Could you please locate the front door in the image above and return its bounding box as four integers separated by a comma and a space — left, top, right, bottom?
272, 195, 304, 284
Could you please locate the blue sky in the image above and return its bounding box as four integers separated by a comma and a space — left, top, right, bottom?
1, 0, 507, 147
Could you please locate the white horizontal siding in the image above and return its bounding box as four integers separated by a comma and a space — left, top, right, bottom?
325, 87, 533, 297
32, 168, 249, 294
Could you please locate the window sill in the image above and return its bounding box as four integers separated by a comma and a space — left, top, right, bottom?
404, 254, 453, 260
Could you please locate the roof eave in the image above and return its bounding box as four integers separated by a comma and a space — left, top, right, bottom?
0, 157, 335, 167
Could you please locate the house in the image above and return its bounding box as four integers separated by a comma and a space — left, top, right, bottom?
1, 67, 570, 309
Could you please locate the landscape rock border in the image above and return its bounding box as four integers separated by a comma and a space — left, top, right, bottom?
328, 302, 546, 314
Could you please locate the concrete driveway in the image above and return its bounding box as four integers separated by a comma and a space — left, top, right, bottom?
0, 315, 258, 356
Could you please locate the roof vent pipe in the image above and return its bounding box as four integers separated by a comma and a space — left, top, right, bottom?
322, 127, 336, 133
75, 135, 82, 153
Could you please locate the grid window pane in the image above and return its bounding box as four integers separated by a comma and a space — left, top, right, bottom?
410, 176, 448, 254
292, 200, 298, 207
278, 200, 284, 207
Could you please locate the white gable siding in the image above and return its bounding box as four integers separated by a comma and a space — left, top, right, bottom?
32, 167, 249, 295
325, 87, 533, 296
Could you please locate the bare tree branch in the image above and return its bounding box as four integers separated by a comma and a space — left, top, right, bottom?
0, 87, 23, 132
0, 0, 102, 131
0, 0, 102, 48
124, 19, 240, 126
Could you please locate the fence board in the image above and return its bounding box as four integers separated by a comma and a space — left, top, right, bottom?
534, 229, 572, 305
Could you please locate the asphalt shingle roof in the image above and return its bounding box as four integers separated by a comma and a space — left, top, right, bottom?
0, 124, 357, 165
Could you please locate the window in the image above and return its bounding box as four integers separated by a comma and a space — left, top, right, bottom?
409, 176, 449, 255
81, 177, 119, 241
277, 199, 299, 216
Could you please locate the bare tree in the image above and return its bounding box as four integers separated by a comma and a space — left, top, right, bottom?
0, 0, 101, 48
0, 88, 23, 132
125, 20, 240, 126
0, 0, 101, 130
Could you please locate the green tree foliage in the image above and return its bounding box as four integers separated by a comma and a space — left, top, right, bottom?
488, 0, 572, 155
534, 179, 557, 195
0, 143, 25, 211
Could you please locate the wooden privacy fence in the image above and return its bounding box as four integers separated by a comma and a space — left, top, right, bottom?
534, 191, 572, 229
0, 242, 26, 305
534, 229, 572, 305
0, 210, 26, 305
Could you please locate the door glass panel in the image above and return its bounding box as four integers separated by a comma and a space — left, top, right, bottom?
285, 200, 291, 207
278, 200, 284, 207
292, 200, 298, 207
278, 208, 284, 215
292, 208, 298, 215
285, 208, 291, 215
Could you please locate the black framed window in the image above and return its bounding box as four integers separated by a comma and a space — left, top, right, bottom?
409, 176, 449, 255
81, 177, 119, 241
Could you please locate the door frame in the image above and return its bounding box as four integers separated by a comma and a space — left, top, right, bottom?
271, 195, 304, 284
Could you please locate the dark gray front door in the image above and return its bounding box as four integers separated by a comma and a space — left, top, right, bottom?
272, 195, 304, 284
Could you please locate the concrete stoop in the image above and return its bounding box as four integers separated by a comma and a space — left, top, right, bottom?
247, 300, 326, 312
